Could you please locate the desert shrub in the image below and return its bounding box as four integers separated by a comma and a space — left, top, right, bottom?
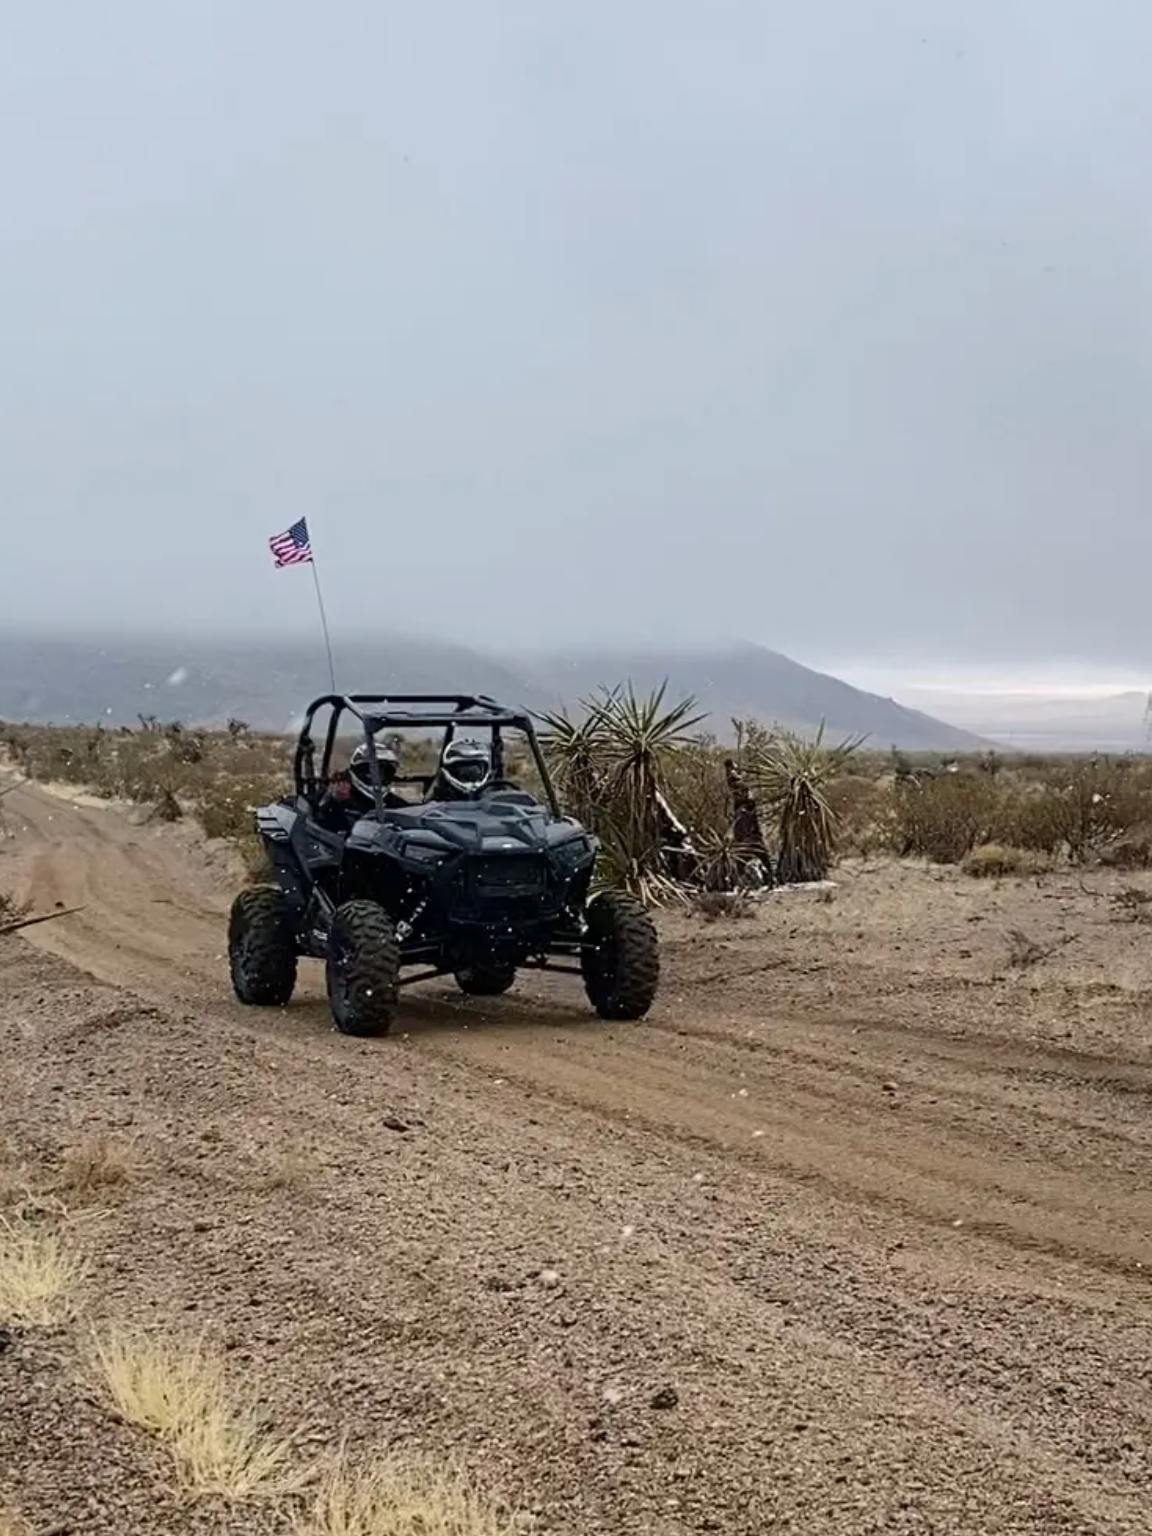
824, 773, 893, 856
987, 787, 1071, 854
662, 737, 733, 842
1028, 759, 1152, 861
891, 773, 999, 863
196, 775, 281, 841
962, 843, 1050, 879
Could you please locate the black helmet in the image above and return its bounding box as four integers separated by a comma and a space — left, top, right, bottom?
439, 737, 492, 796
348, 741, 399, 801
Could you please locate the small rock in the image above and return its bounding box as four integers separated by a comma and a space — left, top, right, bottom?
650, 1385, 679, 1409
382, 1114, 410, 1133
539, 1268, 561, 1288
882, 1081, 898, 1094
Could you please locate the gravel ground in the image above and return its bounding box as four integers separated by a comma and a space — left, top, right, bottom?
1, 780, 1150, 1534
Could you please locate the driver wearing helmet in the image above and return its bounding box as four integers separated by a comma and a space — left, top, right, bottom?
319, 740, 404, 828
346, 741, 405, 810
428, 737, 493, 802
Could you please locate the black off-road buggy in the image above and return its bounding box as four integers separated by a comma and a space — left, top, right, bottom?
226, 693, 660, 1035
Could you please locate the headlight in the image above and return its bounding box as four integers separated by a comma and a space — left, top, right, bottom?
403, 843, 446, 865
556, 836, 594, 871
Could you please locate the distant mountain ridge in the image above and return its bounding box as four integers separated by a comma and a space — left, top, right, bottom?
526, 642, 988, 751
0, 632, 988, 752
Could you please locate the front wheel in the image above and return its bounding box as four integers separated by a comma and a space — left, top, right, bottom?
326, 900, 401, 1037
580, 890, 660, 1021
228, 885, 298, 1007
454, 964, 516, 997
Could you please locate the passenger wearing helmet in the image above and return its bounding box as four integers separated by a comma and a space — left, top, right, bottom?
428, 737, 493, 801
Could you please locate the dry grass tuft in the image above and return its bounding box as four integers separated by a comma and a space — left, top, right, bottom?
1005, 927, 1078, 970
86, 1325, 309, 1502
0, 1209, 88, 1326
1110, 885, 1152, 923
251, 1147, 321, 1193
691, 890, 755, 922
53, 1135, 141, 1199
0, 887, 30, 927
292, 1449, 518, 1536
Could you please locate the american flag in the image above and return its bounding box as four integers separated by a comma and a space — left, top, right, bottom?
269, 517, 313, 568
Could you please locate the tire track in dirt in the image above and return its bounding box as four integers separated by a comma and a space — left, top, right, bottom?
415, 1023, 1152, 1279
4, 777, 1151, 1285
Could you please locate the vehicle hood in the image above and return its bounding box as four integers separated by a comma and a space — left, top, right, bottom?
349, 799, 590, 855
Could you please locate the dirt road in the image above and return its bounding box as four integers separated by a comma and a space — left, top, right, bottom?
3, 779, 1151, 1534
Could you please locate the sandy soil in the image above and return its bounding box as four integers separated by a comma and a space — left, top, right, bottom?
1, 779, 1151, 1534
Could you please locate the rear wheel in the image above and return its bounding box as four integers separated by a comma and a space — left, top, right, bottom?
228, 886, 298, 1006
453, 964, 516, 997
581, 890, 660, 1021
326, 899, 400, 1037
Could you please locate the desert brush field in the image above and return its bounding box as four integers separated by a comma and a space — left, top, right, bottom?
2, 708, 1151, 1534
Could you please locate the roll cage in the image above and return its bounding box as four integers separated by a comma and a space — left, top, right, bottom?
292, 693, 562, 819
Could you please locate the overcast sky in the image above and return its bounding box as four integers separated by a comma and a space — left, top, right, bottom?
3, 1, 1151, 685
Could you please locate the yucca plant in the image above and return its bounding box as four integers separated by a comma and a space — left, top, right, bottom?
536, 682, 705, 903
534, 690, 618, 824
689, 827, 764, 893
591, 809, 692, 908
594, 683, 706, 893
744, 720, 865, 882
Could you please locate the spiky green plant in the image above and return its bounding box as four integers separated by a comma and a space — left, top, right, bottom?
594, 683, 706, 893
744, 720, 865, 882
591, 809, 691, 908
534, 691, 618, 824
688, 827, 759, 893
536, 682, 705, 902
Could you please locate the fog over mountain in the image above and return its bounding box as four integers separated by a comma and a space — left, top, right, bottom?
5, 3, 1152, 695
0, 632, 992, 753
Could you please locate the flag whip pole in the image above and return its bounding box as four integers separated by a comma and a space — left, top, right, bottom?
309, 554, 338, 695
